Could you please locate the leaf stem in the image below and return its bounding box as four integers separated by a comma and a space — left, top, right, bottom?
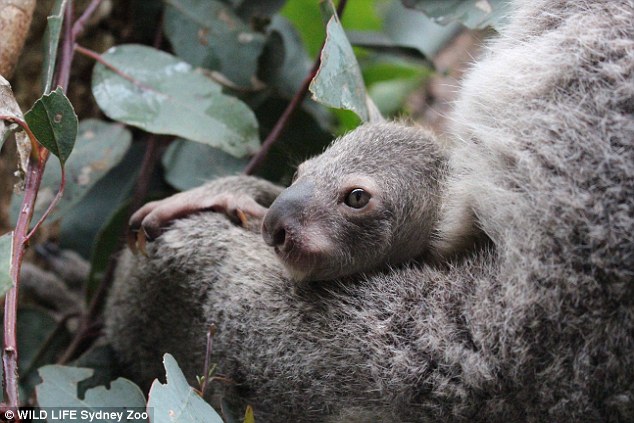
0, 115, 42, 160
243, 0, 349, 175
199, 324, 217, 397
74, 44, 155, 92
25, 166, 66, 242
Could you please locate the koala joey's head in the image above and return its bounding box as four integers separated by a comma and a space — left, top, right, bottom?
262, 122, 448, 282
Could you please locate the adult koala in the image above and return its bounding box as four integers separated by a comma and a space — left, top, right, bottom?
105, 0, 634, 421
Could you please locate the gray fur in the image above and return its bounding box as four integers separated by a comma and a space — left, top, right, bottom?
105, 0, 634, 421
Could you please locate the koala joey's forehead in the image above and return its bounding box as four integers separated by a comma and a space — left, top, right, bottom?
297, 123, 438, 185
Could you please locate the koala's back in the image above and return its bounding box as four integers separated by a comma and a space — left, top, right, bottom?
444, 0, 634, 419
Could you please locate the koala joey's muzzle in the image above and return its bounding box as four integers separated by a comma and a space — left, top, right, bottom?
262, 179, 313, 252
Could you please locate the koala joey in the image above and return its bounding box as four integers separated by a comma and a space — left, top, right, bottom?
129, 123, 460, 282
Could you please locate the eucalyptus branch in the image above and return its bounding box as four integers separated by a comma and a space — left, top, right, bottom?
0, 115, 49, 410
1, 0, 101, 409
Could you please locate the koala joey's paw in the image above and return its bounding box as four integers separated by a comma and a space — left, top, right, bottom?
128, 190, 268, 254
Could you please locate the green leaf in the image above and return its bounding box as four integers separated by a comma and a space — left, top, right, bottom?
401, 0, 511, 30
383, 1, 462, 58
42, 0, 68, 93
92, 44, 260, 158
36, 365, 146, 421
25, 87, 78, 165
10, 119, 132, 225
163, 0, 266, 87
309, 5, 369, 121
0, 232, 13, 297
162, 139, 248, 191
148, 354, 223, 423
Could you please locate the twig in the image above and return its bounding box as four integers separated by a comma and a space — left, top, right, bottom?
0, 115, 42, 160
56, 2, 75, 91
72, 0, 104, 38
199, 324, 217, 396
57, 265, 110, 364
243, 0, 349, 175
26, 166, 65, 242
74, 44, 154, 91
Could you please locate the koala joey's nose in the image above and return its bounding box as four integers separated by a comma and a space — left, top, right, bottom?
262, 215, 287, 247
262, 180, 313, 248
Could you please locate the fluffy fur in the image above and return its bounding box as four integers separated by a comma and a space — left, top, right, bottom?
105, 0, 634, 421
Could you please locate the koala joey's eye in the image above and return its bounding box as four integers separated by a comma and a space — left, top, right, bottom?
344, 188, 371, 209
291, 171, 299, 183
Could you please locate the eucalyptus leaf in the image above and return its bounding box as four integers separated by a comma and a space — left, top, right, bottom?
309, 5, 369, 121
401, 0, 511, 30
0, 232, 13, 298
10, 119, 132, 225
163, 0, 266, 87
384, 1, 462, 58
42, 0, 68, 93
36, 365, 146, 421
24, 87, 78, 165
162, 139, 248, 191
148, 354, 223, 423
92, 44, 260, 158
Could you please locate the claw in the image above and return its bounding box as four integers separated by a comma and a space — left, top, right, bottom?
137, 230, 148, 257
236, 208, 249, 227
127, 230, 138, 255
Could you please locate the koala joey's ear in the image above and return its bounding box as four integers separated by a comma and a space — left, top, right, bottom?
365, 95, 385, 123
